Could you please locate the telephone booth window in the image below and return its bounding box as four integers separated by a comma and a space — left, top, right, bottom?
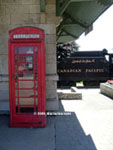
9, 27, 46, 127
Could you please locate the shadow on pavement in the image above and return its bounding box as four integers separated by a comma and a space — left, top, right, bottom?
100, 92, 113, 100
0, 100, 97, 150
0, 115, 56, 150
55, 100, 97, 150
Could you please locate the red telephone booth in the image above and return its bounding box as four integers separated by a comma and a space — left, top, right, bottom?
8, 27, 46, 127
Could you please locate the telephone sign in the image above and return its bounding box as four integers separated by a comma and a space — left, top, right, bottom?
8, 27, 46, 127
13, 34, 40, 39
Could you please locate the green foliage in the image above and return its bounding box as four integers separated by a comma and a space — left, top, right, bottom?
57, 41, 79, 63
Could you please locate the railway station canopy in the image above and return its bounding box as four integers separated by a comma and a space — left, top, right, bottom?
56, 0, 113, 43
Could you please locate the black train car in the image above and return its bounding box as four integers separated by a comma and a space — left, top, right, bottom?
57, 49, 113, 86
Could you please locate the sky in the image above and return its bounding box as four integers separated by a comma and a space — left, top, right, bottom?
76, 5, 113, 52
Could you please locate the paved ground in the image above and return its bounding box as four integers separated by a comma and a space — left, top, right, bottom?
0, 88, 113, 150
61, 88, 113, 150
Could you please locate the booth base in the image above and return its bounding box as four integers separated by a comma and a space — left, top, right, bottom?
9, 122, 46, 128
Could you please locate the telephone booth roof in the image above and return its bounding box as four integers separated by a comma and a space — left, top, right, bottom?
9, 27, 44, 42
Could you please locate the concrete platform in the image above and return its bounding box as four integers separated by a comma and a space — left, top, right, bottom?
0, 90, 9, 115
0, 88, 113, 150
61, 88, 113, 150
100, 83, 113, 98
57, 89, 82, 100
0, 112, 96, 150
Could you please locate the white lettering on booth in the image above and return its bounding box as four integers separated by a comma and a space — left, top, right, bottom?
13, 34, 40, 39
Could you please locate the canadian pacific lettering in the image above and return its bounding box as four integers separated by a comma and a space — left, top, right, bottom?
85, 69, 104, 72
58, 68, 104, 73
57, 69, 82, 73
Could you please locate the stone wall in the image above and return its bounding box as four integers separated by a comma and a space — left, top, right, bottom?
0, 0, 59, 110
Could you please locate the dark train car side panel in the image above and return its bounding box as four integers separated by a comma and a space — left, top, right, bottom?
57, 56, 110, 82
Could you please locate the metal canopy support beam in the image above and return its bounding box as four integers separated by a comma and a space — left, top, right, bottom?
56, 0, 96, 16
56, 0, 113, 43
64, 13, 88, 28
57, 12, 89, 40
97, 0, 113, 6
56, 0, 71, 16
62, 28, 78, 39
57, 17, 67, 34
40, 0, 46, 12
57, 12, 88, 36
57, 23, 78, 42
57, 30, 63, 41
71, 0, 95, 2
57, 13, 89, 40
63, 24, 83, 27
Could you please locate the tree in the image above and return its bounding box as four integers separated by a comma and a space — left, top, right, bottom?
57, 41, 80, 62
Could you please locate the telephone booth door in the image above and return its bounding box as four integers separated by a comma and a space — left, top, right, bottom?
9, 27, 46, 127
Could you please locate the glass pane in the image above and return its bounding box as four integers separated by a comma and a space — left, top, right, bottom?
19, 81, 34, 88
15, 63, 34, 71
18, 98, 34, 105
19, 89, 34, 97
15, 98, 38, 106
18, 46, 33, 54
15, 80, 35, 89
14, 46, 38, 114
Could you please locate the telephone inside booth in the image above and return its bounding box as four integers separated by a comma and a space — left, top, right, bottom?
8, 27, 46, 127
